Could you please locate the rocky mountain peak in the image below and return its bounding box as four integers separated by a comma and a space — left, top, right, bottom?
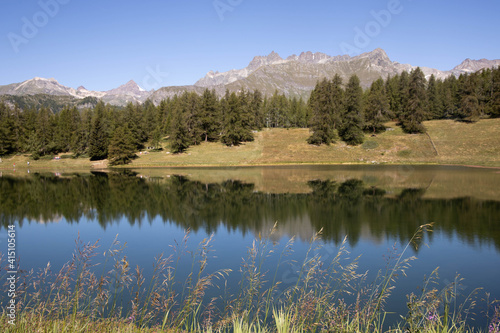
354, 48, 391, 66
248, 51, 284, 71
287, 51, 331, 63
107, 80, 145, 95
452, 58, 499, 72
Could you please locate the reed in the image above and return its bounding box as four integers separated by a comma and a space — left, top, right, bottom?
1, 224, 498, 332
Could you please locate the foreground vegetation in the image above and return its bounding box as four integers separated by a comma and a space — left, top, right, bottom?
1, 225, 499, 332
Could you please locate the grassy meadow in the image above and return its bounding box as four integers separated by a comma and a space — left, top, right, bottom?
1, 119, 500, 170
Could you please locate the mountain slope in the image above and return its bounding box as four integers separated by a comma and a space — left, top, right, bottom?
1, 49, 499, 108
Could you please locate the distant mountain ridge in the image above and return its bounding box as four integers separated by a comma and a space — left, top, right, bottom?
0, 77, 149, 106
1, 49, 499, 108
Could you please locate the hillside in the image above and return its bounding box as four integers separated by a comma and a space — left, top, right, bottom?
3, 119, 499, 169
128, 119, 500, 168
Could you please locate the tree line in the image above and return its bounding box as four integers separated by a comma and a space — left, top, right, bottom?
1, 67, 499, 163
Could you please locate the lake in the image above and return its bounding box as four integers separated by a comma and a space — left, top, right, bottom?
1, 165, 499, 329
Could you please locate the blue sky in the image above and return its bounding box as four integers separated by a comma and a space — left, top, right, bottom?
1, 0, 499, 91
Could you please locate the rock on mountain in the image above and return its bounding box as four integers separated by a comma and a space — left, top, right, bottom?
451, 58, 500, 74
1, 49, 499, 108
0, 78, 149, 106
196, 48, 500, 98
101, 80, 150, 105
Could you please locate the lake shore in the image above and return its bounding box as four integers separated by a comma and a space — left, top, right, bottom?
1, 119, 500, 170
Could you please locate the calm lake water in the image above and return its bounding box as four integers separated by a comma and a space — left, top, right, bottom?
1, 165, 500, 327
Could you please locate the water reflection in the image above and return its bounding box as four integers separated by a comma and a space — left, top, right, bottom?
1, 170, 499, 252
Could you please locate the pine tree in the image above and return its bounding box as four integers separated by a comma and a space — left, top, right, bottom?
458, 73, 480, 122
124, 103, 145, 150
0, 103, 16, 156
365, 78, 392, 134
339, 75, 365, 145
489, 67, 500, 117
169, 98, 191, 154
108, 126, 136, 165
200, 89, 220, 142
183, 92, 203, 145
307, 75, 343, 145
237, 90, 255, 141
442, 75, 458, 118
221, 91, 253, 146
250, 90, 265, 129
35, 107, 55, 156
88, 102, 109, 160
400, 67, 428, 133
427, 75, 444, 119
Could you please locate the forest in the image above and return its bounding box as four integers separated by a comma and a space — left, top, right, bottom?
0, 67, 499, 165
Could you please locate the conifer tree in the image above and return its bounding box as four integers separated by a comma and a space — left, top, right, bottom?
200, 89, 220, 142
365, 78, 392, 134
427, 75, 444, 119
88, 102, 109, 160
0, 103, 16, 156
169, 98, 191, 153
307, 75, 343, 145
339, 74, 365, 145
458, 73, 480, 122
250, 90, 264, 129
221, 91, 253, 146
400, 67, 428, 133
489, 67, 500, 117
108, 126, 136, 165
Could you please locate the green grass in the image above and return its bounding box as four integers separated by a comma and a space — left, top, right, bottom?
1, 224, 498, 333
1, 119, 500, 170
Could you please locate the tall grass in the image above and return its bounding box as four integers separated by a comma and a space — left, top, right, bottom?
1, 224, 498, 332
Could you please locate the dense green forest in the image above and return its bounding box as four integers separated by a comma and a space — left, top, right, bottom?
1, 67, 499, 164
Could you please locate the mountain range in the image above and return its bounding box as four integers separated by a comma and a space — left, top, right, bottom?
1, 48, 499, 108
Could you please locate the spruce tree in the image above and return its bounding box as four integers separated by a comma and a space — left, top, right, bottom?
200, 89, 220, 142
400, 67, 428, 133
365, 78, 392, 134
489, 67, 500, 117
88, 102, 109, 160
221, 91, 253, 146
169, 99, 191, 154
108, 126, 136, 165
307, 75, 343, 145
339, 74, 364, 145
458, 73, 480, 122
0, 103, 16, 156
250, 90, 264, 129
427, 75, 444, 119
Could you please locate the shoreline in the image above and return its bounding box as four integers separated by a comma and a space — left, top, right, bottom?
2, 160, 500, 172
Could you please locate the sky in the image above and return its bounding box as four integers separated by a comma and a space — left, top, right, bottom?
1, 0, 499, 91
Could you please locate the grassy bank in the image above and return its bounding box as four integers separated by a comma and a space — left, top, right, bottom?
1, 119, 500, 170
1, 225, 499, 332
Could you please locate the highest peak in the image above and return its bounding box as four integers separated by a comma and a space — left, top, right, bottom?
354, 48, 391, 64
